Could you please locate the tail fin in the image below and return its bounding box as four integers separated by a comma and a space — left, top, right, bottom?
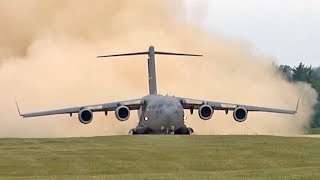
98, 46, 203, 95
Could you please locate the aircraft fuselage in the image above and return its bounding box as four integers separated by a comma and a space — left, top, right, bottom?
18, 46, 297, 135
131, 95, 192, 134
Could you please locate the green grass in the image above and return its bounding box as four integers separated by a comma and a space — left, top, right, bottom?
0, 135, 320, 179
309, 128, 320, 134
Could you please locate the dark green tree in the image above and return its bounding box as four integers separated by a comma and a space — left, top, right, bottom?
290, 63, 320, 127
314, 67, 320, 77
311, 103, 320, 128
292, 63, 313, 83
279, 65, 293, 81
277, 63, 320, 127
292, 63, 320, 99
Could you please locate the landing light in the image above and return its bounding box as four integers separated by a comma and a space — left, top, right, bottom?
183, 116, 187, 120
144, 117, 149, 121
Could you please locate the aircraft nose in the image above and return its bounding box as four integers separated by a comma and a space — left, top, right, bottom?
164, 107, 176, 118
155, 106, 184, 134
162, 107, 179, 124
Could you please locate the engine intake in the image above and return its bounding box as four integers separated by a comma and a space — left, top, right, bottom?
115, 106, 130, 121
78, 108, 93, 124
199, 105, 214, 120
233, 107, 248, 122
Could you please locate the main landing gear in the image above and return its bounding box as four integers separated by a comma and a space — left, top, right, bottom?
128, 126, 194, 135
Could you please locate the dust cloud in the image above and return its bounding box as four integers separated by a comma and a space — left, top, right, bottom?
0, 0, 317, 137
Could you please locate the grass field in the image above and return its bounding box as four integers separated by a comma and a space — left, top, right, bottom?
0, 135, 320, 179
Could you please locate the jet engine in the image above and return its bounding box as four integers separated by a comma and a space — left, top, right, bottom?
198, 105, 214, 120
115, 106, 130, 121
78, 108, 93, 124
233, 107, 248, 122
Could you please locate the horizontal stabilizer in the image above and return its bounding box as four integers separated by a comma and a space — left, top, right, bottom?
97, 48, 203, 59
154, 51, 202, 57
97, 46, 203, 95
97, 52, 149, 58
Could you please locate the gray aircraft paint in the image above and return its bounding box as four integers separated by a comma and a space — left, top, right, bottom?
17, 46, 298, 135
148, 46, 157, 95
135, 95, 186, 134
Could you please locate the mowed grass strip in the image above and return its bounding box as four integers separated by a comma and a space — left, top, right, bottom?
0, 135, 319, 179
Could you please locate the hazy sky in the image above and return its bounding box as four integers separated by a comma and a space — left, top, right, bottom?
187, 0, 320, 66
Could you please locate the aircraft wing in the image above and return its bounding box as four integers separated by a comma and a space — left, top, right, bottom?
178, 97, 299, 114
17, 99, 142, 118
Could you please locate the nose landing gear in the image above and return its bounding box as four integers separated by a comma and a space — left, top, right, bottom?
128, 126, 194, 135
160, 126, 175, 135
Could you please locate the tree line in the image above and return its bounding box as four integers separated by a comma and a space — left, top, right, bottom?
278, 63, 320, 127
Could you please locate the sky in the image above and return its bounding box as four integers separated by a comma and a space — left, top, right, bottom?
187, 0, 320, 67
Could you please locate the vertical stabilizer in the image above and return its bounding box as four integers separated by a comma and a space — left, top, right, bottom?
97, 46, 202, 96
147, 46, 157, 95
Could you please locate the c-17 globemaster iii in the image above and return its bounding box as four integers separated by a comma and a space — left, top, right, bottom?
16, 46, 299, 135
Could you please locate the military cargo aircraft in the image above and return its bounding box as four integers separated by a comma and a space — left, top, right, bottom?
17, 46, 299, 135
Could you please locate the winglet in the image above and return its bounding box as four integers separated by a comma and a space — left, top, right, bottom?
15, 100, 22, 117
295, 98, 300, 114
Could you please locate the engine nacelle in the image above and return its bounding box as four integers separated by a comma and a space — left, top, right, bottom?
115, 106, 130, 121
233, 107, 248, 122
198, 105, 214, 120
78, 108, 93, 124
